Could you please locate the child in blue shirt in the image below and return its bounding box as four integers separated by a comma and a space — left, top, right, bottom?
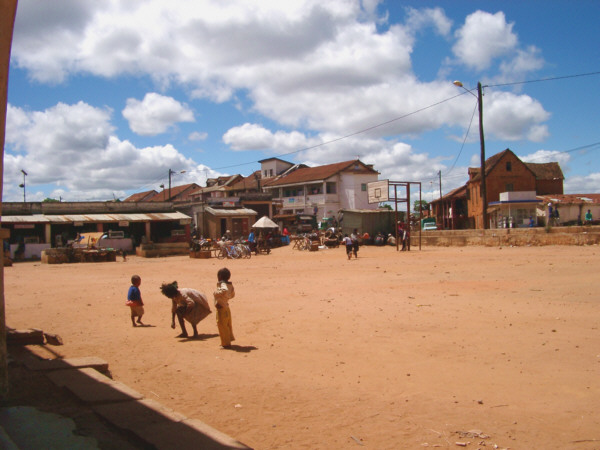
126, 274, 144, 327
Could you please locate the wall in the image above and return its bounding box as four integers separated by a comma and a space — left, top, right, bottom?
9, 243, 51, 260
536, 179, 563, 195
339, 173, 378, 210
418, 226, 600, 247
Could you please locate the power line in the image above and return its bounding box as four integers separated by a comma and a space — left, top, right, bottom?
488, 70, 600, 88
213, 91, 468, 171
123, 70, 600, 195
445, 100, 478, 177
419, 140, 600, 188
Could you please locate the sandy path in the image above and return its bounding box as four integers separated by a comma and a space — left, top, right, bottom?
5, 244, 600, 449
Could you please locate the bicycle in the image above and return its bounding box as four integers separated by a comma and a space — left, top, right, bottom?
234, 239, 252, 259
216, 241, 242, 259
295, 234, 311, 250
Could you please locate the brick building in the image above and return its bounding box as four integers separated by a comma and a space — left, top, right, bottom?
464, 149, 564, 229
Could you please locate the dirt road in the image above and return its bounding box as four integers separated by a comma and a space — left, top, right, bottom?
5, 244, 599, 449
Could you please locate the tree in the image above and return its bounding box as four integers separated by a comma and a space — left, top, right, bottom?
413, 200, 429, 213
43, 198, 60, 203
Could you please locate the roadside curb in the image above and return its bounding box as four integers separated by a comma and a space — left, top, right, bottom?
5, 349, 251, 449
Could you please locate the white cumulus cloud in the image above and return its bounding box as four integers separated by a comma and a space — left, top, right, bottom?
122, 93, 195, 136
453, 11, 518, 71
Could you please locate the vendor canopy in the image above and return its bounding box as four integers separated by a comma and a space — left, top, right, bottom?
252, 216, 278, 228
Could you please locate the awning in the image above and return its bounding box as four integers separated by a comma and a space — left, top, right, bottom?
0, 212, 191, 224
205, 207, 257, 217
252, 216, 278, 228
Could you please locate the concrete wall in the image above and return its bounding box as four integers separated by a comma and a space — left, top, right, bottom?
417, 225, 600, 247
1, 0, 18, 400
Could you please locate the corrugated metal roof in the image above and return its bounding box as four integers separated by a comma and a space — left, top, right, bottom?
0, 212, 191, 224
205, 207, 257, 217
0, 214, 50, 223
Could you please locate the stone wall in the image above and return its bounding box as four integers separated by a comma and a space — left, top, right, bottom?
417, 225, 600, 247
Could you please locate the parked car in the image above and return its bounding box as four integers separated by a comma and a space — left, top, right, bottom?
422, 223, 438, 231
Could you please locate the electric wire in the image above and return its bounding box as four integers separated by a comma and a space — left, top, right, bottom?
212, 91, 469, 171
445, 100, 478, 177
122, 70, 600, 197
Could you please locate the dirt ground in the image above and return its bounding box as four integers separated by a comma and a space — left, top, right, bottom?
4, 244, 600, 449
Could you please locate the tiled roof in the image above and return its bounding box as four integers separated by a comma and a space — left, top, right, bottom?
431, 185, 467, 203
147, 183, 200, 201
525, 162, 564, 180
230, 171, 261, 191
123, 190, 158, 202
263, 160, 377, 187
537, 193, 600, 205
470, 148, 537, 181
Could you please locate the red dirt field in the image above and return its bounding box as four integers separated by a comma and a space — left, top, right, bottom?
4, 244, 600, 449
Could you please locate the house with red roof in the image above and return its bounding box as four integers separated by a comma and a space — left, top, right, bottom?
466, 149, 564, 228
123, 189, 159, 202
537, 193, 600, 226
261, 158, 380, 221
431, 148, 566, 229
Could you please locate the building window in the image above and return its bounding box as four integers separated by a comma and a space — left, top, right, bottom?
264, 170, 268, 177
506, 162, 512, 171
506, 183, 514, 192
269, 169, 273, 176
361, 183, 367, 191
326, 182, 337, 194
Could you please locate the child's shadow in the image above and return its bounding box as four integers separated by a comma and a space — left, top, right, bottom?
221, 345, 258, 353
179, 333, 219, 342
135, 324, 156, 328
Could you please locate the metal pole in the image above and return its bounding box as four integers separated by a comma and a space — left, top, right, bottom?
394, 184, 399, 252
418, 182, 422, 250
406, 183, 410, 251
478, 82, 488, 230
168, 169, 173, 201
438, 170, 442, 229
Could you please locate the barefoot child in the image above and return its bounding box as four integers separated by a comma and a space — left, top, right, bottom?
159, 281, 211, 338
126, 275, 144, 326
214, 267, 236, 348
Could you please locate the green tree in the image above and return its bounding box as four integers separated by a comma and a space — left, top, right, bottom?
42, 198, 60, 203
413, 200, 429, 212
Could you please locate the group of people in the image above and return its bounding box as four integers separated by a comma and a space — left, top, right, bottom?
125, 267, 237, 348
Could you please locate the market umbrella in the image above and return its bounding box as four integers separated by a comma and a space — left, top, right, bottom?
252, 216, 279, 228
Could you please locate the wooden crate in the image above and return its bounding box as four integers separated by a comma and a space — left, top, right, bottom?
190, 250, 211, 259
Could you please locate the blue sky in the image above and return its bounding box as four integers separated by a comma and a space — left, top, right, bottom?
4, 0, 600, 202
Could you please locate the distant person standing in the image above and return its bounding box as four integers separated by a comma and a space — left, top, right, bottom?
585, 209, 593, 224
126, 275, 144, 327
282, 226, 290, 245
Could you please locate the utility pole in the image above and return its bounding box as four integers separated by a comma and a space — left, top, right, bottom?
453, 80, 488, 230
477, 82, 488, 229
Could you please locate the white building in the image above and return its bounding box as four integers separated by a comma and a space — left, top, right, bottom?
260, 158, 380, 221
